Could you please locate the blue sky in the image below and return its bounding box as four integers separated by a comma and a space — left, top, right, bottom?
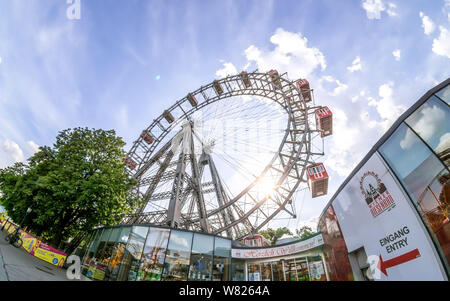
0, 0, 449, 231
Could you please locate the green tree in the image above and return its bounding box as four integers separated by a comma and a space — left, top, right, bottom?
0, 127, 140, 247
259, 227, 293, 246
295, 226, 315, 240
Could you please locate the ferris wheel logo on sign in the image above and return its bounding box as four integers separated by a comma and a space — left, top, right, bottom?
360, 171, 396, 218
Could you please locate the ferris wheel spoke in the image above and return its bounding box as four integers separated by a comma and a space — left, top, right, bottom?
124, 71, 331, 239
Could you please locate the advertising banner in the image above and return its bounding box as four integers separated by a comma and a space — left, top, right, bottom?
232, 234, 323, 259
332, 153, 446, 280
33, 241, 67, 267
19, 232, 39, 254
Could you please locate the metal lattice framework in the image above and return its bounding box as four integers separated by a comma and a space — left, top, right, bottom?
122, 71, 326, 239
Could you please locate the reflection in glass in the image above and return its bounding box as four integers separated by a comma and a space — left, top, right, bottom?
81, 229, 102, 278
380, 123, 450, 270
261, 262, 272, 281
212, 237, 231, 281
247, 263, 261, 281
162, 230, 193, 281
318, 205, 354, 280
188, 233, 214, 281
231, 259, 245, 281
106, 227, 131, 281
137, 227, 170, 281
307, 255, 327, 281
435, 84, 450, 106
405, 95, 450, 167
271, 261, 284, 281
82, 228, 111, 280
116, 226, 149, 281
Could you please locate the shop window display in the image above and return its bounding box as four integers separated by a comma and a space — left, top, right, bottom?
105, 227, 131, 281
188, 233, 214, 281
116, 226, 148, 281
137, 227, 170, 281
162, 230, 193, 281
307, 255, 327, 281
81, 229, 102, 278
247, 263, 261, 281
271, 261, 284, 281
231, 259, 245, 281
261, 262, 272, 281
379, 122, 450, 271
212, 237, 231, 281
83, 229, 111, 280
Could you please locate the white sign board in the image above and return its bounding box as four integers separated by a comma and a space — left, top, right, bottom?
232, 234, 323, 259
332, 153, 446, 280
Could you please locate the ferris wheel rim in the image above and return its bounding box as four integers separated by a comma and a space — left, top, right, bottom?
124, 70, 318, 239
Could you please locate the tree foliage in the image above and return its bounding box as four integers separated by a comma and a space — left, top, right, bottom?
295, 226, 315, 240
259, 227, 292, 246
0, 127, 140, 247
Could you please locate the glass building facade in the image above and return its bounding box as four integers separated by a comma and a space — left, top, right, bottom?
75, 225, 232, 281
318, 80, 450, 280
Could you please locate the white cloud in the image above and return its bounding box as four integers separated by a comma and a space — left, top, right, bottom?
347, 56, 362, 72
324, 108, 360, 176
400, 104, 448, 150
367, 83, 407, 131
387, 2, 397, 16
436, 133, 450, 153
1, 139, 24, 163
444, 0, 450, 22
25, 141, 40, 155
320, 76, 348, 96
392, 49, 401, 61
362, 0, 386, 19
432, 26, 450, 59
244, 28, 326, 79
216, 62, 238, 78
351, 90, 366, 103
419, 12, 436, 35
0, 57, 2, 64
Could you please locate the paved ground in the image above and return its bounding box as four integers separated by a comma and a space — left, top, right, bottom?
0, 229, 90, 281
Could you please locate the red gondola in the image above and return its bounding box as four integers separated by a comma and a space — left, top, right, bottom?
268, 69, 282, 90
307, 163, 328, 198
124, 157, 137, 169
295, 79, 312, 102
315, 106, 333, 137
141, 131, 154, 144
213, 80, 223, 95
240, 71, 251, 88
163, 110, 175, 124
187, 93, 198, 107
243, 234, 266, 247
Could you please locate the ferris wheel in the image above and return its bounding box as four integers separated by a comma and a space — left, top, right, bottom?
122, 70, 333, 240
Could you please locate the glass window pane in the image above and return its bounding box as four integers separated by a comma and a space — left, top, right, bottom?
81, 230, 100, 277
162, 230, 193, 281
231, 259, 246, 281
117, 226, 149, 281
405, 95, 450, 166
212, 237, 231, 281
137, 227, 170, 281
435, 84, 450, 105
247, 263, 261, 281
307, 255, 327, 281
379, 123, 450, 270
261, 262, 272, 281
107, 227, 131, 281
188, 234, 214, 281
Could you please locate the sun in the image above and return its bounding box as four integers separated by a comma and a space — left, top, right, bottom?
254, 176, 278, 198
